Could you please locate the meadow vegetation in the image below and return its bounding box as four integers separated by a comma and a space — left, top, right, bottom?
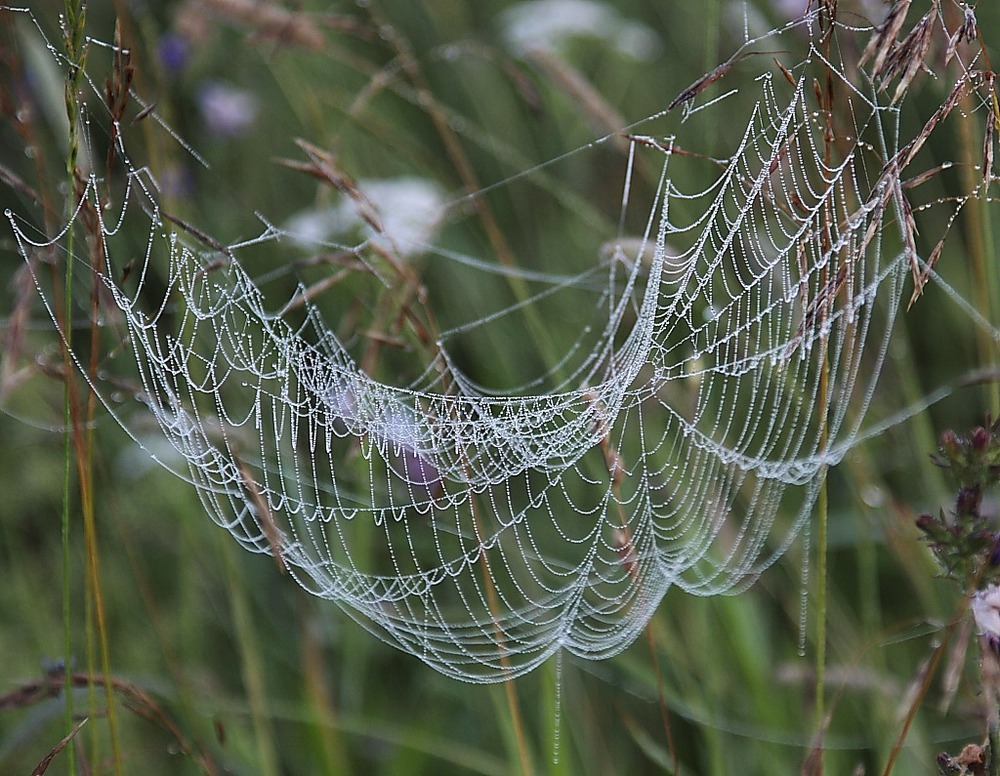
1, 1, 999, 774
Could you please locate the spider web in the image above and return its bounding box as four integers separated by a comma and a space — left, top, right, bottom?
4, 4, 992, 682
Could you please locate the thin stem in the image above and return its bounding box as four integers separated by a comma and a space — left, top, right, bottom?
881, 605, 964, 776
815, 467, 828, 730
597, 412, 678, 773
77, 354, 124, 773
61, 3, 87, 773
812, 2, 838, 763
644, 625, 677, 774
222, 538, 282, 776
468, 494, 534, 776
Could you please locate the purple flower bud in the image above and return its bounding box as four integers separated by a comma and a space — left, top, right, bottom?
972, 426, 990, 453
322, 380, 363, 435
915, 513, 950, 544
939, 429, 961, 459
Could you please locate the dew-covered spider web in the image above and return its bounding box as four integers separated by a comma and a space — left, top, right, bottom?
5, 3, 998, 683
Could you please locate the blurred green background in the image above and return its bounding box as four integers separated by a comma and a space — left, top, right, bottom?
1, 1, 999, 774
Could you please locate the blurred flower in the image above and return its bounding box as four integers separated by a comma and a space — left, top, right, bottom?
322, 379, 362, 434
155, 162, 196, 200
284, 176, 447, 259
158, 32, 190, 74
973, 585, 1000, 652
395, 446, 442, 496
377, 401, 443, 498
317, 379, 443, 498
198, 81, 259, 137
600, 237, 686, 274
500, 0, 661, 61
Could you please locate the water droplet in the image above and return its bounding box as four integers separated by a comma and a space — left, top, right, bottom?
798, 524, 810, 657
551, 650, 563, 765
861, 484, 886, 508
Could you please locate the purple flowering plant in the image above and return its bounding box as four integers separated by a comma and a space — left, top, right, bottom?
913, 418, 1000, 773
916, 419, 1000, 591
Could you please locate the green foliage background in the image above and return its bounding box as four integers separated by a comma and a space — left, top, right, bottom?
1, 1, 999, 773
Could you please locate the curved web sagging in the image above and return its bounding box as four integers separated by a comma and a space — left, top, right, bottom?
12, 15, 926, 682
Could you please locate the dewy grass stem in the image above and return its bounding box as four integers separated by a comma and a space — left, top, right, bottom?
811, 5, 838, 768
61, 2, 87, 773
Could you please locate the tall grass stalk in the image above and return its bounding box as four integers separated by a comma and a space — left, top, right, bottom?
543, 651, 569, 776
78, 401, 123, 774
222, 538, 282, 776
468, 494, 534, 776
59, 3, 125, 772
301, 616, 353, 775
810, 5, 839, 767
361, 0, 571, 381
488, 682, 534, 776
60, 2, 86, 772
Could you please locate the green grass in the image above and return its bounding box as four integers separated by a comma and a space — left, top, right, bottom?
2, 1, 1000, 774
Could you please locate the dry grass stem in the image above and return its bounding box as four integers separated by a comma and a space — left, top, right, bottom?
31, 718, 88, 776
872, 9, 935, 103
944, 4, 977, 65
668, 56, 739, 111
1, 673, 221, 776
236, 456, 288, 573
859, 0, 912, 74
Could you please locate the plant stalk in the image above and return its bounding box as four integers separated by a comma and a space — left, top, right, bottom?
61, 2, 87, 773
